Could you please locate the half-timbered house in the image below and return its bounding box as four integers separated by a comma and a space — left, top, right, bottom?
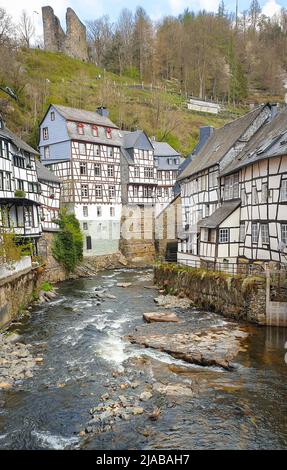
0, 117, 41, 253
177, 104, 272, 265
36, 161, 61, 232
152, 140, 182, 216
220, 107, 287, 264
39, 105, 122, 256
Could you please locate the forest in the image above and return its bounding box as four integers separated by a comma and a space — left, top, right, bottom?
0, 1, 286, 155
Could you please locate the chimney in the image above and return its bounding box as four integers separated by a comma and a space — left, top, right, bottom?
151, 136, 156, 142
96, 106, 109, 118
193, 126, 214, 155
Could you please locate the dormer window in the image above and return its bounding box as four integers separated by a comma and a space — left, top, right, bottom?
77, 123, 85, 135
92, 125, 98, 137
43, 127, 49, 140
106, 128, 112, 139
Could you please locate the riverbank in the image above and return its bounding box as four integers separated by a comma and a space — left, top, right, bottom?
0, 268, 287, 450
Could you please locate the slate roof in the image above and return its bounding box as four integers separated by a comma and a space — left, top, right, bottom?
178, 104, 269, 181
36, 161, 61, 184
123, 130, 144, 148
52, 104, 118, 129
66, 120, 123, 146
152, 141, 181, 157
0, 125, 38, 155
222, 107, 287, 176
198, 200, 241, 228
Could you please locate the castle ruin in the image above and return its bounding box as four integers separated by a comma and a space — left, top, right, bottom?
42, 6, 88, 61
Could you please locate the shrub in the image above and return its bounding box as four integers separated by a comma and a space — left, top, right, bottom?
52, 209, 83, 272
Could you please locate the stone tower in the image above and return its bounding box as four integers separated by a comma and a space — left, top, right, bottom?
42, 6, 88, 61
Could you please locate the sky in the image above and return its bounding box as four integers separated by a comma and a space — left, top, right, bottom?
1, 0, 286, 37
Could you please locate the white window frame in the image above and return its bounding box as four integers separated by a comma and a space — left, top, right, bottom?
81, 184, 89, 198
251, 222, 258, 244
219, 228, 229, 244
43, 127, 49, 140
83, 206, 88, 217
280, 179, 287, 202
281, 224, 287, 244
261, 224, 269, 244
95, 185, 102, 198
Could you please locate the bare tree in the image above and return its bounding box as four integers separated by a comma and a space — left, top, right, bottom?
0, 7, 13, 46
17, 10, 35, 48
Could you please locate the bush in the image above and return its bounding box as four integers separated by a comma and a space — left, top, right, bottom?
52, 209, 83, 272
41, 282, 53, 292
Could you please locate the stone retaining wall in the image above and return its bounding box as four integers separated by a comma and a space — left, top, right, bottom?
154, 263, 267, 325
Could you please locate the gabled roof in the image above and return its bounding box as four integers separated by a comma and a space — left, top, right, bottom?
48, 104, 118, 129
122, 130, 154, 151
222, 107, 287, 176
178, 104, 270, 181
0, 126, 38, 155
198, 200, 241, 228
36, 161, 61, 183
152, 141, 181, 157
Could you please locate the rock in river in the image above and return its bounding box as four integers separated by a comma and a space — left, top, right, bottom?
126, 325, 249, 371
143, 312, 179, 323
154, 295, 192, 309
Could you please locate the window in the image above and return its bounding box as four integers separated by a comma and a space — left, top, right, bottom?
24, 206, 34, 227
110, 207, 115, 217
44, 146, 50, 159
77, 123, 84, 135
97, 206, 102, 217
5, 173, 11, 191
93, 144, 100, 156
86, 236, 92, 250
17, 179, 24, 191
219, 228, 229, 243
83, 222, 88, 230
108, 147, 113, 157
79, 143, 86, 155
94, 163, 101, 176
134, 167, 140, 178
261, 224, 269, 244
83, 206, 88, 217
172, 171, 177, 179
95, 185, 102, 198
81, 184, 89, 198
252, 186, 259, 204
208, 229, 216, 243
165, 188, 169, 197
261, 182, 268, 203
1, 141, 9, 159
13, 155, 25, 168
80, 162, 87, 176
209, 170, 218, 189
280, 180, 287, 202
157, 170, 162, 179
106, 128, 112, 139
281, 224, 287, 244
143, 186, 153, 198
166, 171, 170, 180
51, 112, 55, 121
109, 186, 115, 199
239, 222, 245, 243
224, 174, 239, 200
157, 188, 162, 197
133, 186, 139, 197
43, 127, 49, 140
107, 164, 114, 177
144, 167, 153, 178
0, 171, 3, 190
92, 125, 98, 137
251, 223, 258, 244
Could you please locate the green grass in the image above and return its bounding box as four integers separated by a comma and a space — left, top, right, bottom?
2, 48, 249, 155
40, 282, 53, 292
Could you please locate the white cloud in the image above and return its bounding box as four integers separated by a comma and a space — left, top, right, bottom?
169, 0, 185, 15
169, 0, 220, 15
262, 0, 282, 17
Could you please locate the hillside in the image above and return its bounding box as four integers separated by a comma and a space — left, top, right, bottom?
1, 48, 249, 155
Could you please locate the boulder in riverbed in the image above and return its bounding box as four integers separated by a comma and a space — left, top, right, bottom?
143, 312, 179, 323
117, 283, 132, 288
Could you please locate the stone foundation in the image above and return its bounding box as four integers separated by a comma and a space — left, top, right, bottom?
154, 263, 267, 325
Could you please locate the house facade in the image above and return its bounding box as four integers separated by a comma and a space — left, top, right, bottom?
177, 104, 273, 266
39, 105, 122, 257
36, 161, 61, 232
152, 140, 182, 216
0, 118, 41, 254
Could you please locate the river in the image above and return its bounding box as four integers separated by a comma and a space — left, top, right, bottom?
0, 268, 286, 450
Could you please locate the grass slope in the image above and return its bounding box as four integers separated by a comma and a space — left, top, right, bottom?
1, 48, 249, 155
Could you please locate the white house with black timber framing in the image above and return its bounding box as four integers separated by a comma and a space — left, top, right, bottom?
38, 105, 122, 256
177, 104, 273, 265
220, 107, 287, 264
152, 140, 182, 216
0, 117, 41, 253
36, 161, 61, 232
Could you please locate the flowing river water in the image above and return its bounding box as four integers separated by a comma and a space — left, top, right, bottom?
0, 268, 287, 450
